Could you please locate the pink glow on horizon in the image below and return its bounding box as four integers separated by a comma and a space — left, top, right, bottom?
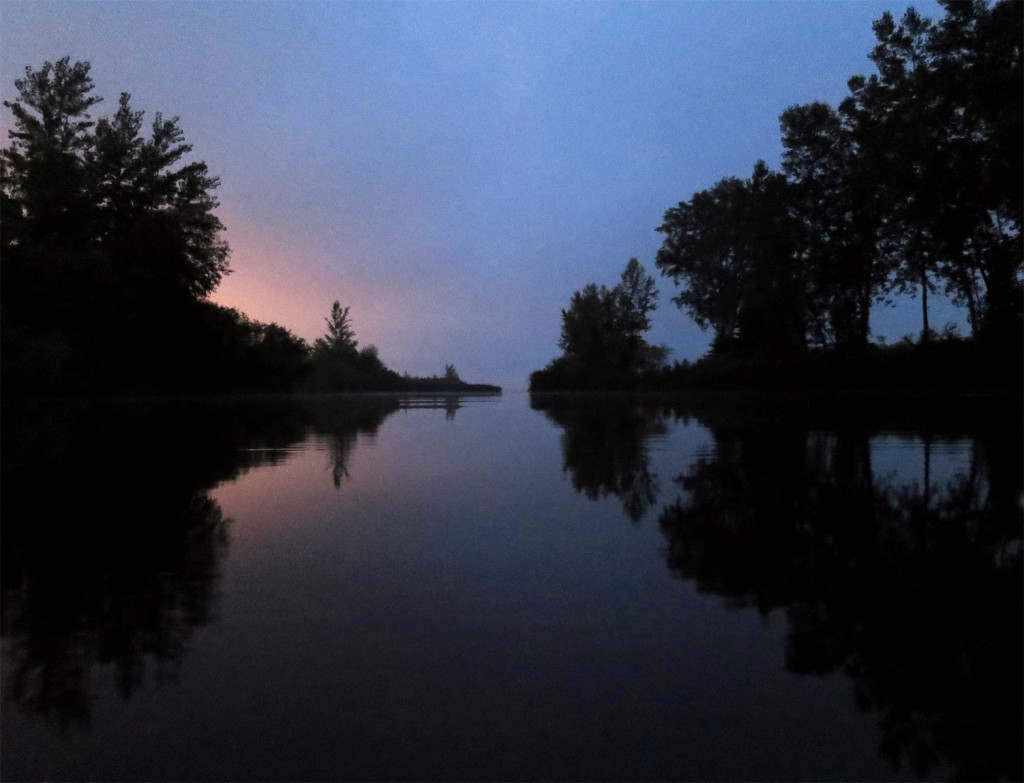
212, 207, 390, 345
209, 206, 465, 378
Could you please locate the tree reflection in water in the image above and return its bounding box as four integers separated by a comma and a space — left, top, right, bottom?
533, 392, 1022, 782
0, 396, 404, 728
531, 394, 667, 522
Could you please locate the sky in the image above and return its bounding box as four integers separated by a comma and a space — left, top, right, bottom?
1, 0, 950, 389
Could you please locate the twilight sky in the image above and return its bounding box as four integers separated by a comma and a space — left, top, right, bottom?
1, 0, 948, 388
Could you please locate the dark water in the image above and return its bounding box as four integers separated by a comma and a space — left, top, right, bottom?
1, 392, 1020, 782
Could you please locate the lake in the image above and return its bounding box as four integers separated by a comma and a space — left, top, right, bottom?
1, 392, 1020, 782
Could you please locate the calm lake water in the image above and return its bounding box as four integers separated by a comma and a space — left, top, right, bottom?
2, 392, 1020, 782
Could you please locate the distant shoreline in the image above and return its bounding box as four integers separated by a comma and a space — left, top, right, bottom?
529, 338, 1022, 395
396, 381, 502, 394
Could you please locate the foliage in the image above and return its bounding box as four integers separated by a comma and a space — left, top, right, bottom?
654, 0, 1021, 366
531, 259, 668, 389
842, 0, 1022, 346
656, 162, 805, 356
306, 301, 404, 392
1, 58, 238, 393
313, 301, 358, 357
645, 332, 1019, 393
779, 101, 888, 351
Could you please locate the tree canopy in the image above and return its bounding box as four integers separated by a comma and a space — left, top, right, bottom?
532, 258, 668, 389
655, 0, 1021, 360
314, 301, 358, 357
307, 300, 405, 391
1, 58, 238, 393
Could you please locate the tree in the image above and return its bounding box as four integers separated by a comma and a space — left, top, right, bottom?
89, 92, 229, 299
1, 58, 231, 393
657, 1, 1021, 362
307, 301, 403, 391
654, 176, 746, 351
313, 301, 358, 356
656, 162, 805, 356
532, 258, 666, 389
780, 101, 889, 351
558, 259, 664, 377
842, 8, 946, 342
925, 0, 1022, 344
615, 257, 659, 357
557, 283, 621, 370
840, 1, 1022, 344
1, 58, 98, 254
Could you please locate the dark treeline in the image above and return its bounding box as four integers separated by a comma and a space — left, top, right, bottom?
530, 391, 1022, 781
533, 0, 1021, 391
0, 393, 477, 727
0, 59, 498, 396
531, 258, 669, 390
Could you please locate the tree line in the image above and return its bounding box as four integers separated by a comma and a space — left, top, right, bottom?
0, 59, 495, 395
534, 0, 1021, 390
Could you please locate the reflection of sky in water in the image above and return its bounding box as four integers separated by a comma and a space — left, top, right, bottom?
870, 435, 975, 491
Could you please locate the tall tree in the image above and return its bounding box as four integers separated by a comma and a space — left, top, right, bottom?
1, 57, 99, 244
654, 176, 748, 352
314, 301, 358, 356
90, 92, 229, 300
843, 8, 944, 341
1, 58, 102, 366
780, 101, 888, 350
308, 300, 404, 391
1, 59, 232, 392
615, 257, 659, 354
925, 0, 1022, 343
656, 162, 804, 356
841, 1, 1023, 343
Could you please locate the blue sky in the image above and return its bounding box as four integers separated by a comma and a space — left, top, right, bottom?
1, 0, 949, 388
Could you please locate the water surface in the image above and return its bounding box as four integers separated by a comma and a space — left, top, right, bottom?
2, 392, 1020, 781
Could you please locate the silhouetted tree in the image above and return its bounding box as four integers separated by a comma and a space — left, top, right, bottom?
843, 8, 946, 341
656, 162, 805, 356
841, 1, 1022, 345
1, 58, 233, 393
557, 283, 621, 375
195, 306, 310, 392
780, 101, 889, 351
313, 301, 358, 357
308, 300, 403, 391
653, 0, 1020, 374
531, 259, 667, 389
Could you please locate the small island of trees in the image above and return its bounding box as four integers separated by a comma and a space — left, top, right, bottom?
532, 0, 1021, 392
0, 59, 498, 396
